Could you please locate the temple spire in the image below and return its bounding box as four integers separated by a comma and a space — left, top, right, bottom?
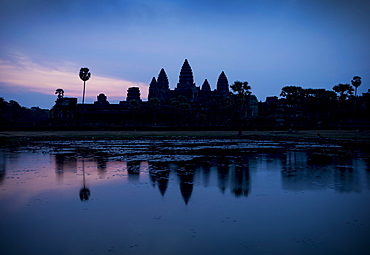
216, 71, 229, 95
148, 77, 157, 101
157, 68, 169, 91
157, 68, 169, 101
149, 68, 169, 101
177, 59, 195, 91
201, 79, 211, 92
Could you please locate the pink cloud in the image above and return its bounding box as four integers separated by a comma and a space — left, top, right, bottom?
0, 54, 149, 103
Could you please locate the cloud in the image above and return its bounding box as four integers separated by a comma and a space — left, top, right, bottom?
0, 54, 148, 104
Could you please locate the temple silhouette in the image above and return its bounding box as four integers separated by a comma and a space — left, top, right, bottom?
50, 59, 258, 128
2, 59, 367, 129
148, 59, 230, 101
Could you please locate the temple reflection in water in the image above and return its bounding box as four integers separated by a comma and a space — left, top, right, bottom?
46, 149, 367, 204
1, 142, 369, 255
53, 154, 253, 204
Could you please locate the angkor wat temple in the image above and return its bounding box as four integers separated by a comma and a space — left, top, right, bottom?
48, 59, 369, 129
148, 59, 231, 101
50, 59, 258, 128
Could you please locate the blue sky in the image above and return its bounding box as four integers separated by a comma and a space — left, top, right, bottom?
1, 0, 369, 109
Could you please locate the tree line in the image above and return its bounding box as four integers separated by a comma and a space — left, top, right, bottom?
0, 98, 49, 127
1, 76, 369, 129
271, 77, 369, 128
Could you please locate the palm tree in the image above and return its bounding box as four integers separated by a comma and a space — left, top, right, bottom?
79, 67, 91, 104
79, 158, 91, 201
351, 76, 362, 118
230, 81, 251, 136
351, 76, 362, 97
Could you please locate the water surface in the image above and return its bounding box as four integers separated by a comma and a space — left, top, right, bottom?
1, 139, 369, 255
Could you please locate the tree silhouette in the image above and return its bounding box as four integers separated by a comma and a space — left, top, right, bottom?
230, 81, 251, 98
230, 81, 251, 136
0, 98, 50, 127
351, 76, 362, 118
55, 88, 64, 99
280, 86, 304, 105
79, 67, 91, 104
351, 76, 362, 97
0, 97, 7, 112
79, 159, 91, 201
301, 88, 337, 125
333, 83, 354, 102
280, 86, 311, 127
333, 83, 354, 124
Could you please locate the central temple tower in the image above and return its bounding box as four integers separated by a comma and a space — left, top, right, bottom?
175, 59, 198, 99
176, 59, 195, 91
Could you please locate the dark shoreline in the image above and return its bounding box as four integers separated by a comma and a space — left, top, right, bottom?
1, 130, 369, 149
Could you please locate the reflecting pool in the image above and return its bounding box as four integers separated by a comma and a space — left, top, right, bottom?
0, 139, 369, 255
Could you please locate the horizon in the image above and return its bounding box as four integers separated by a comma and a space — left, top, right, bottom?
1, 57, 367, 110
1, 0, 369, 109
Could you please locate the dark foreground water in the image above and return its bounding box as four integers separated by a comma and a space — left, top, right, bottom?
0, 138, 369, 255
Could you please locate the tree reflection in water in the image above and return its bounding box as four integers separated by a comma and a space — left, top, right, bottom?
281, 150, 361, 192
79, 158, 91, 201
1, 141, 369, 255
45, 144, 370, 203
